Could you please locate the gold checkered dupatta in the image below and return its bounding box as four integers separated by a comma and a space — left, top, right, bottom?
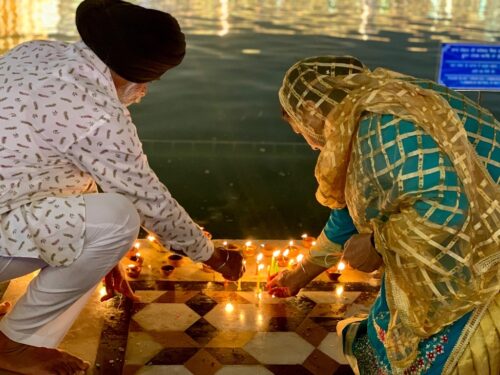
279, 57, 500, 369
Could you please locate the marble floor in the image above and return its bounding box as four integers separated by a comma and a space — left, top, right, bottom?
0, 239, 381, 375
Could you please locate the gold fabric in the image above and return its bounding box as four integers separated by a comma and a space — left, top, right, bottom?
278, 56, 500, 368
445, 293, 500, 375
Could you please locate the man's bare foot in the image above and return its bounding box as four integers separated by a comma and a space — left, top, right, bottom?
0, 332, 89, 375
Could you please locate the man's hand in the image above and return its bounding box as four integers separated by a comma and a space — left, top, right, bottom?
0, 301, 10, 316
101, 263, 141, 302
204, 247, 245, 281
343, 233, 383, 273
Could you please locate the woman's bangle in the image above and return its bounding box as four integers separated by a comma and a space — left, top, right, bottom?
215, 250, 230, 271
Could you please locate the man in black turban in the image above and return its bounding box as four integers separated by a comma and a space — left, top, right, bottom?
0, 1, 244, 374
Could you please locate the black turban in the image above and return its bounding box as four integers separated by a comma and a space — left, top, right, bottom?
76, 0, 186, 83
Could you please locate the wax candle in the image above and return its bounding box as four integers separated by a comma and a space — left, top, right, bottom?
270, 250, 280, 275
237, 260, 246, 291
256, 253, 263, 275
256, 264, 264, 292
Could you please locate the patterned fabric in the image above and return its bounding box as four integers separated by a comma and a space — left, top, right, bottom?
307, 208, 358, 268
278, 56, 500, 368
352, 278, 472, 375
0, 40, 214, 266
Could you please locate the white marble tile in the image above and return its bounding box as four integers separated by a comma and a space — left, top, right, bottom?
299, 291, 361, 304
137, 365, 194, 375
124, 332, 164, 366
317, 333, 349, 365
215, 365, 273, 375
345, 303, 371, 317
244, 332, 314, 364
133, 304, 200, 332
204, 304, 269, 331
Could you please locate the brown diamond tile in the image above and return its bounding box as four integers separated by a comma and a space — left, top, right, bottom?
155, 290, 199, 303
146, 347, 199, 365
184, 348, 222, 375
205, 291, 252, 304
296, 319, 329, 346
185, 318, 219, 345
185, 293, 218, 316
308, 304, 347, 318
205, 347, 259, 365
303, 349, 341, 375
148, 331, 200, 348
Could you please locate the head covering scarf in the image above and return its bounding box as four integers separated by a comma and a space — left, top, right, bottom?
279, 56, 500, 368
76, 0, 186, 83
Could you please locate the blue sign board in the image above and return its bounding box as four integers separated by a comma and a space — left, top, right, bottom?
438, 43, 500, 91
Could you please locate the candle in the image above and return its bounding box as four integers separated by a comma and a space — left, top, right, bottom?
288, 241, 300, 257
243, 241, 256, 257
237, 260, 246, 291
256, 253, 263, 275
287, 259, 295, 270
301, 234, 316, 249
277, 249, 289, 267
337, 261, 346, 272
126, 263, 141, 278
256, 264, 264, 292
270, 250, 280, 276
129, 252, 144, 265
296, 253, 304, 264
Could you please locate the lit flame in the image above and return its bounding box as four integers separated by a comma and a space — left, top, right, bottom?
296, 254, 304, 263
135, 252, 141, 258
225, 302, 234, 313
336, 285, 344, 296
127, 264, 136, 269
289, 240, 294, 246
301, 233, 307, 239
258, 264, 265, 272
312, 241, 317, 246
272, 250, 281, 258
256, 253, 264, 263
245, 241, 252, 247
99, 285, 107, 299
134, 242, 140, 249
338, 261, 346, 271
283, 249, 290, 258
147, 235, 155, 242
223, 241, 228, 246
260, 243, 265, 248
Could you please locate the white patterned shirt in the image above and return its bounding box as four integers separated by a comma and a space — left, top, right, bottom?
0, 40, 214, 264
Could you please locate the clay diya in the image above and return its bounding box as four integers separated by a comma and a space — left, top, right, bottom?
301, 234, 316, 249
161, 264, 175, 278
126, 263, 142, 278
168, 254, 184, 267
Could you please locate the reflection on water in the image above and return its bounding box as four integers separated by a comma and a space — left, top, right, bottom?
0, 0, 499, 53
0, 1, 498, 238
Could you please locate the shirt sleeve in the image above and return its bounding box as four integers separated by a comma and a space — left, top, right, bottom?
64, 110, 214, 262
307, 208, 359, 268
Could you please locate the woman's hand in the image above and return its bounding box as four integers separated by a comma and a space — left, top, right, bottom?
204, 247, 245, 281
266, 269, 306, 298
267, 259, 328, 298
343, 233, 383, 273
101, 263, 141, 302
